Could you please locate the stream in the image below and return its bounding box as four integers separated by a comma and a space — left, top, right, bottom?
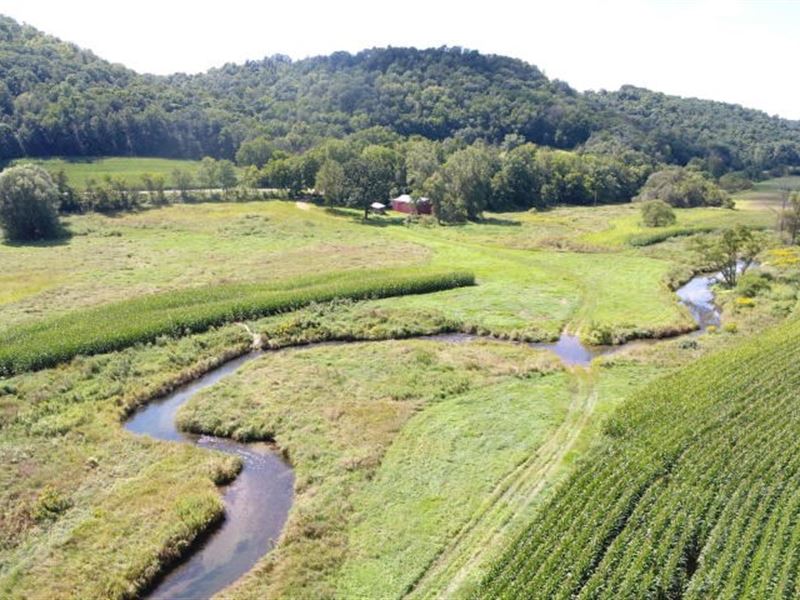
123, 270, 722, 598
124, 353, 294, 599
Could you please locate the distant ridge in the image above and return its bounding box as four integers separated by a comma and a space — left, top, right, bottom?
0, 14, 798, 174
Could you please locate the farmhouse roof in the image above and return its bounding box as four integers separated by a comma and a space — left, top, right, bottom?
392, 194, 431, 204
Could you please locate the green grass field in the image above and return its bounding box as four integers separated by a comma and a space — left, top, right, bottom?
8, 157, 211, 189
0, 179, 797, 599
176, 339, 562, 598
0, 201, 704, 343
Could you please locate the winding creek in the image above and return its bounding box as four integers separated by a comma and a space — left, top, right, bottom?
124, 353, 294, 599
123, 270, 723, 599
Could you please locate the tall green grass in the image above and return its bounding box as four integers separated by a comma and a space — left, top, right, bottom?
0, 269, 474, 375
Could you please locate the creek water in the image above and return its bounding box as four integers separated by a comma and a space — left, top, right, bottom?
124, 352, 293, 600
675, 272, 722, 330
122, 270, 722, 598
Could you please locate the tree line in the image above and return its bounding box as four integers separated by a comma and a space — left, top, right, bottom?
4, 132, 740, 236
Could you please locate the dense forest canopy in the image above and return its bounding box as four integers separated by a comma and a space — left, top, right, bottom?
1, 14, 800, 177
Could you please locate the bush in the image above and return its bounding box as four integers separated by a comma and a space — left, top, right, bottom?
0, 268, 475, 375
0, 164, 62, 241
33, 486, 72, 522
736, 271, 771, 298
640, 200, 677, 228
723, 322, 738, 334
718, 172, 753, 193
635, 166, 731, 208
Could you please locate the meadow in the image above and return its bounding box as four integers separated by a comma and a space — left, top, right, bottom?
1, 186, 797, 599
1, 201, 702, 344
7, 157, 210, 189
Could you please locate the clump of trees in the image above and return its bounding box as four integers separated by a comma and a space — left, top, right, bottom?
691, 225, 766, 287
198, 157, 238, 191
636, 167, 732, 208
640, 200, 676, 227
84, 176, 140, 213
425, 143, 497, 221
255, 132, 651, 223
0, 164, 62, 241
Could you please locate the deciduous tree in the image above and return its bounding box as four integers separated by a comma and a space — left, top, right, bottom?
691, 225, 766, 287
0, 164, 62, 241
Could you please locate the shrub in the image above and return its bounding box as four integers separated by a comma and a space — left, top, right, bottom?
586, 323, 614, 345
640, 200, 677, 228
33, 486, 72, 522
0, 164, 62, 241
722, 322, 738, 334
736, 271, 771, 298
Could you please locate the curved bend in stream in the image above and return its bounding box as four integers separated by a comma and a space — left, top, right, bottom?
124, 352, 294, 599
122, 270, 722, 598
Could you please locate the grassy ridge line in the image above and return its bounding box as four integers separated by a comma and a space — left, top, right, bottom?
0, 269, 474, 375
628, 226, 715, 247
476, 314, 800, 599
629, 223, 770, 247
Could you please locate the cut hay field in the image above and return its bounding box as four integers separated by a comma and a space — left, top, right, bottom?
734, 175, 800, 212
8, 157, 212, 189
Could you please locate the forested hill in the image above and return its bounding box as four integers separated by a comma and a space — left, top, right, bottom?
1, 14, 799, 174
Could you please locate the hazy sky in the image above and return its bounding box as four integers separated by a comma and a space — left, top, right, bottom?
3, 0, 799, 119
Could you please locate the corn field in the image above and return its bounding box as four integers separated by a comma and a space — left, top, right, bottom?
478, 315, 800, 599
0, 268, 474, 375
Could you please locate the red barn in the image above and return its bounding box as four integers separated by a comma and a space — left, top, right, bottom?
390, 194, 432, 215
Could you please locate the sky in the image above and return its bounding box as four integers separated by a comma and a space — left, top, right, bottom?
2, 0, 799, 119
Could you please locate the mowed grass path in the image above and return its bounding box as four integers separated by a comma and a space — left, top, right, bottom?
9, 156, 210, 189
